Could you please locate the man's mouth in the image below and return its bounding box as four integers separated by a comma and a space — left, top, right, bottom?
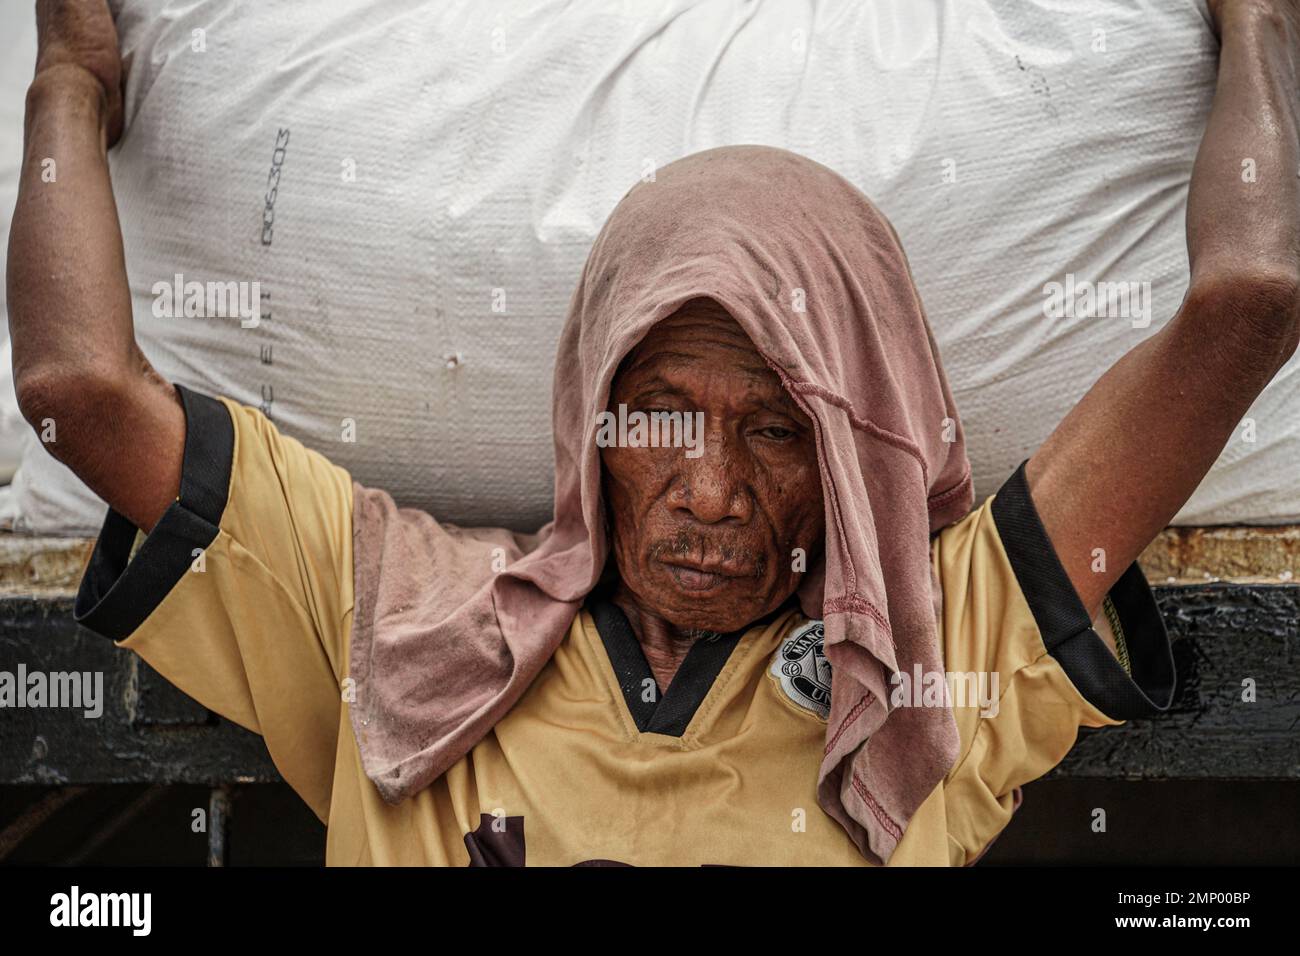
657, 559, 748, 592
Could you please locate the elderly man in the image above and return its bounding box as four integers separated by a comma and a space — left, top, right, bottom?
8, 0, 1299, 866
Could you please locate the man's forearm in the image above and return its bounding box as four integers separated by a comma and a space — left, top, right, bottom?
6, 63, 184, 533
1188, 2, 1300, 288
1023, 2, 1300, 620
7, 64, 139, 394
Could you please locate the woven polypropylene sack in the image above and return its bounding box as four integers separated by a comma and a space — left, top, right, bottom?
3, 0, 1294, 535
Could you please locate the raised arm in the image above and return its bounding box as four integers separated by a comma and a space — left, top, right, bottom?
6, 0, 183, 533
1025, 0, 1300, 619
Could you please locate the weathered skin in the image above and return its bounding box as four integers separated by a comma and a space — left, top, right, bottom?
601, 299, 825, 690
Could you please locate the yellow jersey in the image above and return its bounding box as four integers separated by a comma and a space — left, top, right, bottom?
74, 387, 1173, 865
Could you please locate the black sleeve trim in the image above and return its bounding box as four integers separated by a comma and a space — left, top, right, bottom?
73, 385, 235, 642
989, 459, 1176, 720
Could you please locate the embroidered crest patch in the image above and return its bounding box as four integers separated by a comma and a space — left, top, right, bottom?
769, 620, 832, 720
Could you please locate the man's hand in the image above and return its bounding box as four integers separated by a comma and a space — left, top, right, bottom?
7, 0, 185, 533
1025, 0, 1300, 621
33, 0, 124, 147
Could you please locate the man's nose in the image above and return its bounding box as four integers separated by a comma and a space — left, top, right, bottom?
668, 438, 752, 525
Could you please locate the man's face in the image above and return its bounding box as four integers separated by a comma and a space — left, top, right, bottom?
600, 301, 826, 633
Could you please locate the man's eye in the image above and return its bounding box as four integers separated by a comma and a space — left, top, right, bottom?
757, 426, 796, 441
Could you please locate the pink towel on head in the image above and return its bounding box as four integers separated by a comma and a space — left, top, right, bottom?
348, 144, 974, 864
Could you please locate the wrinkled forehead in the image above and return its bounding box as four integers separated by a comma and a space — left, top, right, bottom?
614, 297, 772, 382
609, 297, 809, 420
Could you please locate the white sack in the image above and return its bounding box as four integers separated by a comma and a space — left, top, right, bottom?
2, 0, 1295, 535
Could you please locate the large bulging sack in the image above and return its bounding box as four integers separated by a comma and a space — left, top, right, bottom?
4, 0, 1294, 535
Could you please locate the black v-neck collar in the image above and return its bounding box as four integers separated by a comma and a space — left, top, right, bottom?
588, 597, 749, 737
